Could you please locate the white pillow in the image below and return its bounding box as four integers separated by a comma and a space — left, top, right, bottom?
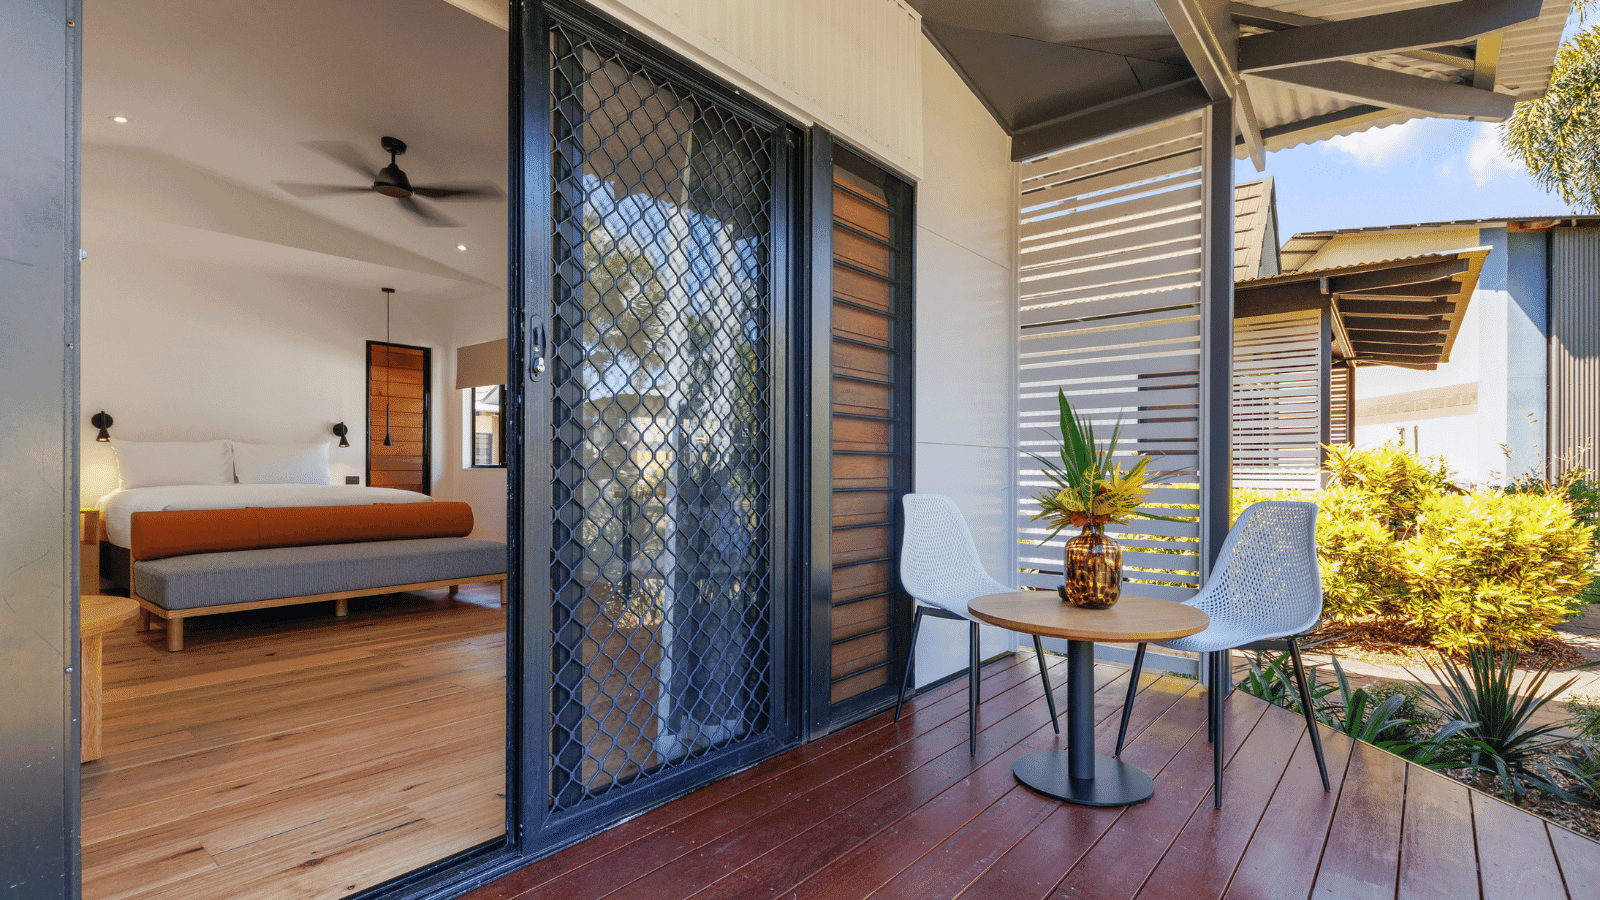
230, 441, 334, 485
110, 439, 234, 489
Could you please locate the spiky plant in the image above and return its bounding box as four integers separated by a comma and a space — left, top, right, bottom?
1030, 390, 1179, 539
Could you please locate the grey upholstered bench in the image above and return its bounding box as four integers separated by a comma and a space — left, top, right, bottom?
132, 536, 508, 651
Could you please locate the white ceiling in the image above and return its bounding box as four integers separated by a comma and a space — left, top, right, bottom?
82, 0, 511, 301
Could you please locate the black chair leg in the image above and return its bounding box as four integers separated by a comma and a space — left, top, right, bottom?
1287, 635, 1332, 791
893, 607, 927, 722
1032, 635, 1060, 734
1212, 651, 1225, 808
1114, 642, 1148, 756
1207, 650, 1218, 745
968, 620, 980, 756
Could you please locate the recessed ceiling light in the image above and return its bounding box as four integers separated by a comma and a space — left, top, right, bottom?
110, 116, 129, 124
456, 244, 467, 252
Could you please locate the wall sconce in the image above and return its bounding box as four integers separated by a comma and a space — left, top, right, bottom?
332, 422, 350, 448
91, 411, 113, 443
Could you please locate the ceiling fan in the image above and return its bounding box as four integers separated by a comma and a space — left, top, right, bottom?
275, 136, 503, 227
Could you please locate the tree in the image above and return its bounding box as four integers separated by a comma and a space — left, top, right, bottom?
1503, 3, 1600, 210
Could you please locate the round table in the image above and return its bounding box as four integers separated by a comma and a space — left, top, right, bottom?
968, 592, 1208, 807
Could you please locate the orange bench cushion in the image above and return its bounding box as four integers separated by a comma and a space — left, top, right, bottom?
129, 502, 475, 561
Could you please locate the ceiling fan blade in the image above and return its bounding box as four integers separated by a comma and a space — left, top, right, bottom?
301, 141, 380, 181
412, 182, 506, 201
276, 181, 374, 198
398, 196, 458, 227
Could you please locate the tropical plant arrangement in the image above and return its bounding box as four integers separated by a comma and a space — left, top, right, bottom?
1031, 390, 1178, 608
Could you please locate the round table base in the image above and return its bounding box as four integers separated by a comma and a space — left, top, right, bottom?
1012, 750, 1155, 807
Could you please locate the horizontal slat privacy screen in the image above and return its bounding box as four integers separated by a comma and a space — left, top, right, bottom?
1233, 311, 1323, 491
1016, 114, 1205, 602
1329, 360, 1353, 448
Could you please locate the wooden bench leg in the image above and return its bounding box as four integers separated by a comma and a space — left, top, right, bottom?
166, 618, 184, 652
498, 580, 506, 607
448, 584, 459, 599
335, 598, 348, 617
136, 609, 152, 632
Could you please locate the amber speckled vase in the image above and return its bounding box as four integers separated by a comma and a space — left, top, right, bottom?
1060, 526, 1122, 609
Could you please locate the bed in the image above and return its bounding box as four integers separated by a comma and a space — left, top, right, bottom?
95, 439, 436, 590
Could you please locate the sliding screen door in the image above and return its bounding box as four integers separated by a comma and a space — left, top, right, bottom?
528, 6, 795, 845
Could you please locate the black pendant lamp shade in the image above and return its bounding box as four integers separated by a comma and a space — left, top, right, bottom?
382, 288, 395, 448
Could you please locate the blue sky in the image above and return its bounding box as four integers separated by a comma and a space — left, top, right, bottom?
1235, 117, 1581, 241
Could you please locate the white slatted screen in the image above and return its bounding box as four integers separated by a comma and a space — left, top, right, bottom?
1329, 360, 1354, 448
1016, 115, 1205, 602
1233, 311, 1324, 490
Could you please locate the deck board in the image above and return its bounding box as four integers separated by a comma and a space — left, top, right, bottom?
464, 654, 1597, 900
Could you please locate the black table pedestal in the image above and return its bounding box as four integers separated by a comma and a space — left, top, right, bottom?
1012, 638, 1155, 807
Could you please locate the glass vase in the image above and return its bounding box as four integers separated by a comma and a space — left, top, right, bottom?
1060, 526, 1122, 609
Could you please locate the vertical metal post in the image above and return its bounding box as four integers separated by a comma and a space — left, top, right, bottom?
1197, 100, 1234, 579
1066, 640, 1096, 780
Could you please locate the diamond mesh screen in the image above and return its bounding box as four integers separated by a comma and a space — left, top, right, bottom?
547, 23, 775, 813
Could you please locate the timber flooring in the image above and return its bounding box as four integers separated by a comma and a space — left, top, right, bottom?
467, 652, 1600, 900
81, 585, 507, 900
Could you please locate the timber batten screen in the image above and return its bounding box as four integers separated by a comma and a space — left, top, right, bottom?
1015, 115, 1206, 601
1232, 310, 1323, 491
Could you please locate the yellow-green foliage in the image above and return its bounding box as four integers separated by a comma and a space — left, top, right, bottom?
1234, 445, 1599, 651
1404, 492, 1597, 651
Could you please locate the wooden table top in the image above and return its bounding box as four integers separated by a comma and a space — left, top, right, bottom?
967, 592, 1209, 643
81, 595, 139, 638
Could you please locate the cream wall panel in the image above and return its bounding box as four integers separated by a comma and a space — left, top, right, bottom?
909, 38, 1020, 687
911, 443, 1016, 687
592, 0, 924, 176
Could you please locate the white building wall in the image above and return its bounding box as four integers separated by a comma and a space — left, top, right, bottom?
908, 39, 1019, 685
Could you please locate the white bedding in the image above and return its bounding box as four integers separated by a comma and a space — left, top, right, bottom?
97, 484, 433, 547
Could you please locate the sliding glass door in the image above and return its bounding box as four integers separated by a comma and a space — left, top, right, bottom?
520, 1, 798, 849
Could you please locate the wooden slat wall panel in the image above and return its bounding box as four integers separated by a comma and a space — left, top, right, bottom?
829, 160, 906, 709
368, 342, 431, 494
1015, 115, 1205, 602
1233, 310, 1323, 491
1329, 360, 1354, 447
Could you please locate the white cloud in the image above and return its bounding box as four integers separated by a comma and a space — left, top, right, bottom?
1465, 124, 1520, 186
1323, 120, 1424, 166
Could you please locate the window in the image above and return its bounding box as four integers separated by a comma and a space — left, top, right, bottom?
470, 384, 505, 467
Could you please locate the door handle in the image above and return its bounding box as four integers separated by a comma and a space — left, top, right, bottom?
528, 316, 547, 381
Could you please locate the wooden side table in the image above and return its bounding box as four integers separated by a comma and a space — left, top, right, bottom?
80, 508, 101, 592
81, 595, 137, 763
968, 592, 1208, 807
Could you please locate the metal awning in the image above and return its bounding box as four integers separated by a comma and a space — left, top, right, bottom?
907, 0, 1572, 166
1234, 248, 1490, 369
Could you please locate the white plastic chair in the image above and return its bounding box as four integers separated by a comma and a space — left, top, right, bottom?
895, 494, 1059, 755
1113, 500, 1329, 808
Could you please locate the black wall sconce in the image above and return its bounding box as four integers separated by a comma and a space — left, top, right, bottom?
91, 411, 113, 443
332, 422, 350, 448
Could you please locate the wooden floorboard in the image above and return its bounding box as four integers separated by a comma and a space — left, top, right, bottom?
81, 586, 507, 900
469, 655, 1598, 900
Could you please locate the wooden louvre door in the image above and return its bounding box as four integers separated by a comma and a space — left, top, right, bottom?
367, 341, 431, 493
828, 147, 913, 717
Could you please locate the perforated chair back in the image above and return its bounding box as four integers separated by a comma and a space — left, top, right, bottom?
1170, 500, 1321, 651
899, 494, 1011, 618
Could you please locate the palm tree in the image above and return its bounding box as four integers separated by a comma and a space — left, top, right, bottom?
1503, 3, 1600, 210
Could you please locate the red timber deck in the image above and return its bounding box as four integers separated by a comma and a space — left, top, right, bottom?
466, 652, 1600, 900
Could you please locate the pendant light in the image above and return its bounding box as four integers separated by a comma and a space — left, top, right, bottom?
382, 288, 395, 447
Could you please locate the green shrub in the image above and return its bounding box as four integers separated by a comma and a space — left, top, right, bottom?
1402, 491, 1596, 651
1234, 443, 1598, 650
1506, 466, 1600, 607
1363, 681, 1444, 741
1564, 697, 1600, 741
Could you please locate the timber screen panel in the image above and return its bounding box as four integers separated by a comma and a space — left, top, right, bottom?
828, 153, 909, 708
1233, 310, 1322, 491
1015, 116, 1205, 601
367, 342, 431, 494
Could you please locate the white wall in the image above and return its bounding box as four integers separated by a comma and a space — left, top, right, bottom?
434, 292, 510, 542
909, 40, 1018, 687
78, 244, 458, 506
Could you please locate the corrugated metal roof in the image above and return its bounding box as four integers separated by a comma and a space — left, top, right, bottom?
1238, 0, 1573, 155
1280, 216, 1600, 272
